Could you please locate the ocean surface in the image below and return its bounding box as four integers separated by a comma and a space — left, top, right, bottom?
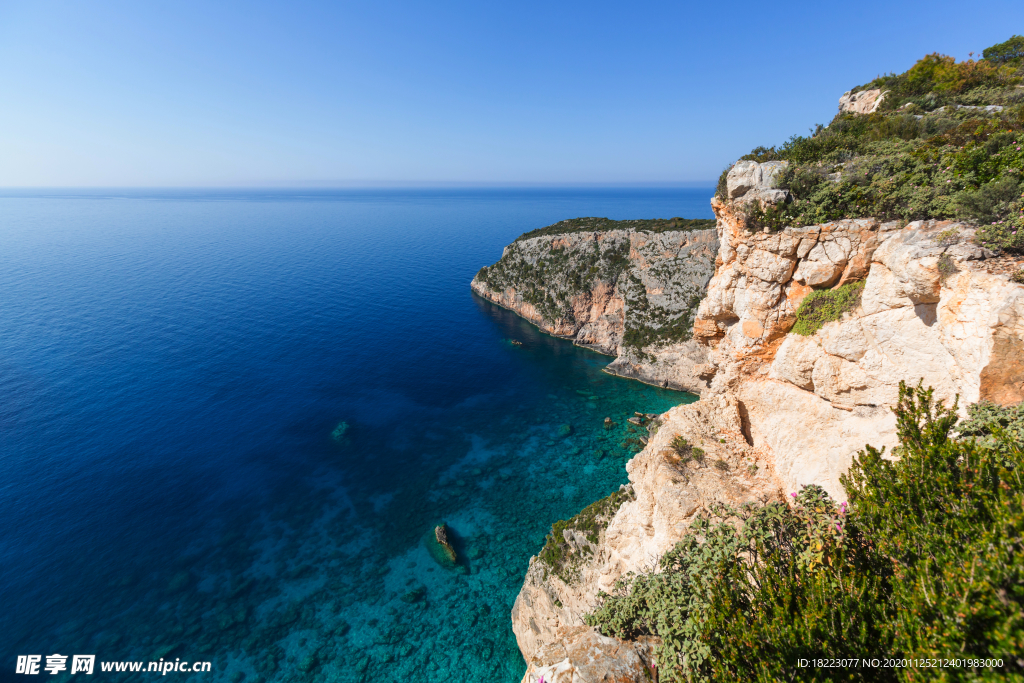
0, 187, 714, 683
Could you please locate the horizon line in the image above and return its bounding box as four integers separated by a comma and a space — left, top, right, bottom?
0, 180, 717, 191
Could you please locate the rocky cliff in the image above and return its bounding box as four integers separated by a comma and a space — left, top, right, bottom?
497, 48, 1024, 677
504, 169, 1024, 683
472, 218, 719, 394
694, 177, 1024, 500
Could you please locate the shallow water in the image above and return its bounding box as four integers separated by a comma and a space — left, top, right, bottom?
0, 188, 711, 682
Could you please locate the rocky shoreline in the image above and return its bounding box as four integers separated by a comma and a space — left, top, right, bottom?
471, 224, 719, 395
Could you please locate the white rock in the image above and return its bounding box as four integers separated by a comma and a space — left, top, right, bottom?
839, 88, 887, 114
727, 160, 788, 200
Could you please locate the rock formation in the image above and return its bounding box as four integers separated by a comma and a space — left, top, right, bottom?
695, 182, 1023, 498
434, 524, 457, 564
472, 220, 719, 394
499, 166, 1024, 681
838, 88, 886, 114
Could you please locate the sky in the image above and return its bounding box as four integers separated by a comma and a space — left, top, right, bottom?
1, 0, 1022, 187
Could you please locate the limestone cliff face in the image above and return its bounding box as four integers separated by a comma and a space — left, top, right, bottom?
472, 224, 719, 393
506, 175, 1024, 682
694, 185, 1024, 499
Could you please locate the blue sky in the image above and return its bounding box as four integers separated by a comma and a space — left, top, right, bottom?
1, 0, 1021, 186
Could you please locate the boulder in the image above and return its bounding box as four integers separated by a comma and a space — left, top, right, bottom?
726, 160, 788, 200
839, 88, 886, 114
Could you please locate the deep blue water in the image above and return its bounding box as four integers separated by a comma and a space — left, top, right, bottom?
0, 188, 713, 683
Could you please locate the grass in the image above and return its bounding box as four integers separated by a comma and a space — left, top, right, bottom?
791, 281, 865, 336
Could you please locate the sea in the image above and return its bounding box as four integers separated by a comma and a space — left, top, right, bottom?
0, 187, 714, 683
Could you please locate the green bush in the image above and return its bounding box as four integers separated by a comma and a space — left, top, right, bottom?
984, 35, 1024, 66
670, 435, 704, 464
791, 281, 865, 336
956, 400, 1024, 455
938, 253, 959, 283
586, 487, 863, 682
840, 384, 1024, 673
1012, 268, 1024, 284
587, 383, 1024, 682
715, 167, 730, 200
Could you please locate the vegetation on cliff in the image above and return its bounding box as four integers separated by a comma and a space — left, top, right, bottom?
791, 280, 865, 335
587, 383, 1023, 681
474, 222, 716, 353
538, 486, 635, 584
514, 217, 715, 242
722, 37, 1024, 252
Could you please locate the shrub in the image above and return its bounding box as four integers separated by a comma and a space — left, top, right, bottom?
1012, 268, 1024, 284
670, 435, 704, 464
715, 166, 730, 200
515, 216, 715, 242
955, 176, 1022, 225
586, 487, 865, 682
587, 383, 1024, 681
975, 217, 1024, 253
840, 383, 1024, 670
725, 41, 1024, 231
938, 253, 959, 283
956, 400, 1024, 455
983, 35, 1024, 66
791, 280, 865, 336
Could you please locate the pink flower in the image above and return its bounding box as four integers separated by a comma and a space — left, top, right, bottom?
791, 492, 798, 498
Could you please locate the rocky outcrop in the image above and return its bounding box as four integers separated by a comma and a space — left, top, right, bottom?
693, 183, 1024, 498
434, 524, 457, 564
472, 223, 719, 393
511, 396, 779, 678
726, 159, 789, 204
519, 626, 657, 683
839, 88, 886, 114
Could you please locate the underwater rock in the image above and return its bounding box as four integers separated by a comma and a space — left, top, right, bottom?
558, 424, 573, 437
425, 523, 463, 570
603, 417, 613, 430
435, 524, 457, 563
331, 421, 349, 442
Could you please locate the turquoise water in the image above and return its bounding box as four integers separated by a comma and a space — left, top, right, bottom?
0, 188, 709, 682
